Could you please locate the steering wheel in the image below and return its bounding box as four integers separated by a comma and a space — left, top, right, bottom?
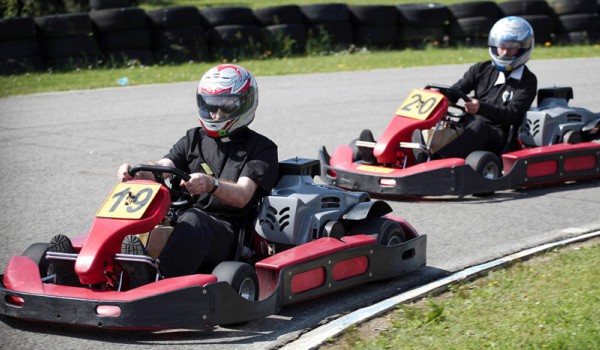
129, 164, 193, 208
424, 83, 472, 118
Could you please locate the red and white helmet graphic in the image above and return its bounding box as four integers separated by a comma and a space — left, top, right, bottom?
196, 64, 258, 138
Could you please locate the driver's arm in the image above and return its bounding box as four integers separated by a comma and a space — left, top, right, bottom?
182, 174, 257, 208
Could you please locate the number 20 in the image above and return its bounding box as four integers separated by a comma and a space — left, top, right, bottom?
402, 94, 437, 115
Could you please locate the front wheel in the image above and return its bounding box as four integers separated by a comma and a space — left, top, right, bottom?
212, 261, 258, 301
465, 151, 501, 180
22, 243, 50, 278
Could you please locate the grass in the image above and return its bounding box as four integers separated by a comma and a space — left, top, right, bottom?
1, 45, 599, 97
322, 240, 600, 350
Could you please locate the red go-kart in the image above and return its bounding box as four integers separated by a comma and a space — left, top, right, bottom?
319, 84, 600, 196
0, 158, 426, 329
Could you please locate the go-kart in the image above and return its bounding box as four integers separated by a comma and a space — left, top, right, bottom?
319, 84, 600, 196
0, 158, 426, 330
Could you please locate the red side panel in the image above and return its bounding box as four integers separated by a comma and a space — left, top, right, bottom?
3, 256, 45, 294
256, 238, 348, 270
332, 256, 369, 281
291, 267, 326, 294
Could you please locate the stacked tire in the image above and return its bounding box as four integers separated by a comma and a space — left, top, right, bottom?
201, 6, 262, 60
0, 17, 44, 74
498, 0, 557, 45
396, 4, 453, 48
34, 13, 99, 70
348, 5, 399, 48
90, 7, 153, 65
300, 3, 353, 51
253, 5, 307, 56
146, 6, 208, 63
549, 0, 600, 44
448, 1, 504, 46
89, 0, 133, 11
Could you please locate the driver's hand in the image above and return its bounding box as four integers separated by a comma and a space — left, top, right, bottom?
181, 173, 214, 195
464, 98, 480, 115
118, 163, 132, 182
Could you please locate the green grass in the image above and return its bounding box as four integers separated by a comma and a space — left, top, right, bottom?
2, 45, 599, 97
324, 240, 600, 350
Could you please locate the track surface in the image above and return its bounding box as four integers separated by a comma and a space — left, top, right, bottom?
1, 58, 599, 349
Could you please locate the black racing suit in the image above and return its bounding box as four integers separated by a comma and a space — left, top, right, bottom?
436, 60, 537, 158
158, 127, 278, 277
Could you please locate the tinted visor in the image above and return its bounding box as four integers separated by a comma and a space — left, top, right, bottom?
197, 94, 245, 120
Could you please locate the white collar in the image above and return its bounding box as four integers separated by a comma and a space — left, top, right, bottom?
495, 65, 525, 85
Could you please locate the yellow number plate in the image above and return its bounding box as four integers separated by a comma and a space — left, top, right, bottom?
96, 183, 162, 219
395, 89, 443, 120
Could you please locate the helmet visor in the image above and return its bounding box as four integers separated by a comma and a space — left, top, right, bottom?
197, 94, 244, 121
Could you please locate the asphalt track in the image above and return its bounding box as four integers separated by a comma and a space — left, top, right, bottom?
0, 57, 599, 350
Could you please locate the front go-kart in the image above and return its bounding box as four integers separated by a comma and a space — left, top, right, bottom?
0, 158, 426, 330
319, 85, 600, 197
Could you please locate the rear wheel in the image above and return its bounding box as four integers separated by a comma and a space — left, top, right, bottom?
212, 261, 258, 301
22, 243, 50, 277
349, 217, 406, 246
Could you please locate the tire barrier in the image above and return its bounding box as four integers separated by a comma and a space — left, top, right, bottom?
1, 0, 599, 75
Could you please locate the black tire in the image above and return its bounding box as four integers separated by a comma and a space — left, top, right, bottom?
200, 7, 255, 26
261, 23, 307, 53
307, 22, 353, 46
465, 151, 502, 180
354, 25, 400, 47
0, 55, 44, 75
34, 13, 93, 38
206, 24, 262, 47
146, 6, 205, 29
348, 217, 406, 246
0, 17, 36, 41
97, 28, 151, 50
253, 5, 304, 26
557, 30, 600, 44
520, 14, 557, 36
448, 16, 497, 38
22, 243, 50, 278
498, 0, 554, 16
90, 0, 132, 11
212, 261, 258, 301
377, 220, 406, 246
47, 54, 99, 70
556, 13, 600, 33
90, 8, 148, 31
348, 5, 398, 26
400, 24, 446, 43
152, 24, 206, 49
40, 35, 99, 58
322, 220, 346, 239
548, 0, 599, 16
448, 1, 503, 19
0, 38, 40, 60
396, 3, 453, 26
300, 4, 350, 23
103, 49, 154, 65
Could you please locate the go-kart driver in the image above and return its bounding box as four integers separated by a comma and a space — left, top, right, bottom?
48, 64, 278, 287
424, 16, 538, 160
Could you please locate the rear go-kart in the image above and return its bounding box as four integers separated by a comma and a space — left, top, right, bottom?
319, 84, 600, 197
0, 158, 426, 330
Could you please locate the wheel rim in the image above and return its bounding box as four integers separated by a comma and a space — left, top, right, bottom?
481, 163, 499, 180
386, 234, 403, 246
238, 277, 257, 300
